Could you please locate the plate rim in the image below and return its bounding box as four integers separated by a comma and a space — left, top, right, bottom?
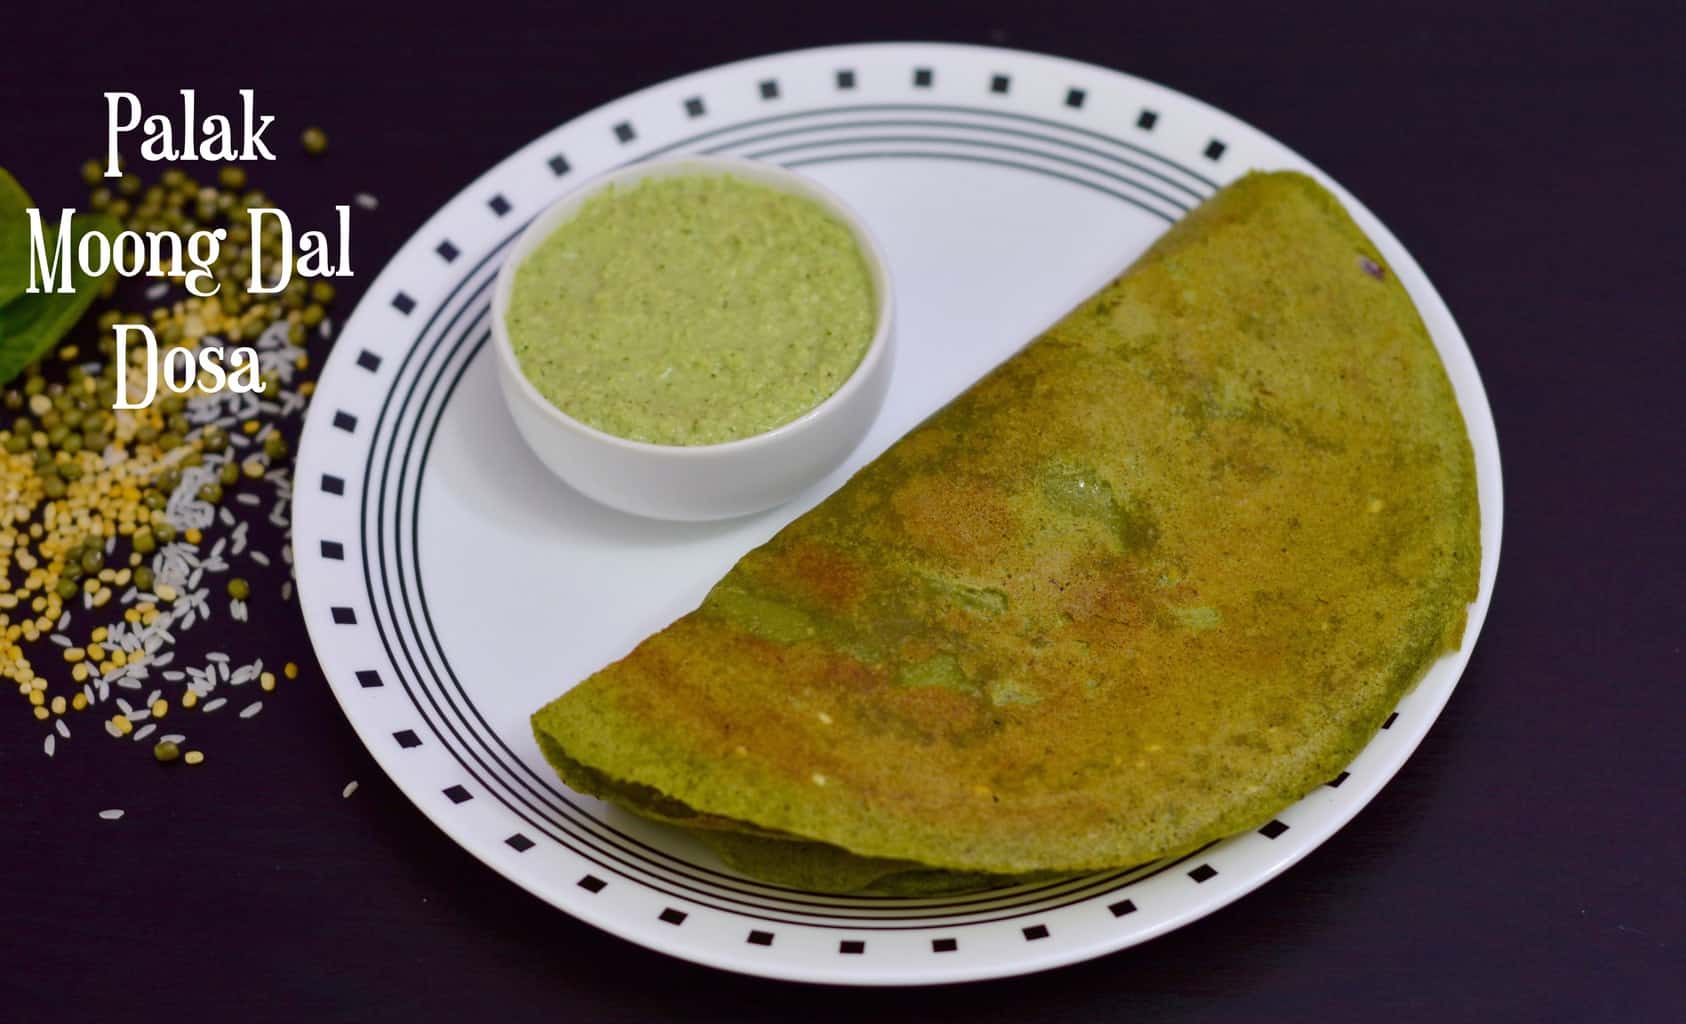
292, 40, 1504, 985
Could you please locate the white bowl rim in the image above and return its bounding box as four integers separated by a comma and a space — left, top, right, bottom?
489, 154, 896, 457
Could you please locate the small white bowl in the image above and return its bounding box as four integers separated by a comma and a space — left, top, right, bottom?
490, 155, 895, 522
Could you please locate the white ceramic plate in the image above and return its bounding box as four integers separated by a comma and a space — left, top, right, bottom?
293, 42, 1502, 986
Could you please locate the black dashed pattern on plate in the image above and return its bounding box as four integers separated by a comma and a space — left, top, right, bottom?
295, 50, 1475, 981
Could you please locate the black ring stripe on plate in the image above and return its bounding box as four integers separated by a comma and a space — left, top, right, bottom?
738, 136, 1187, 219
690, 114, 1210, 202
387, 312, 1196, 923
360, 208, 1204, 925
379, 164, 1186, 917
633, 103, 1219, 190
359, 148, 1213, 924
342, 109, 1234, 921
787, 152, 1175, 223
359, 129, 1200, 910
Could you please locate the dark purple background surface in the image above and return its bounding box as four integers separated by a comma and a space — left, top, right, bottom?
3, 1, 1681, 1021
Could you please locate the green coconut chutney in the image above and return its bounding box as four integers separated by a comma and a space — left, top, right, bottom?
506, 173, 877, 446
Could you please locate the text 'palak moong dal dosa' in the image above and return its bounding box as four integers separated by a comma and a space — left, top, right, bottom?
532, 171, 1481, 895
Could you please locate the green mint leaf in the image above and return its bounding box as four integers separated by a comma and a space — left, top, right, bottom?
0, 211, 120, 386
0, 167, 37, 307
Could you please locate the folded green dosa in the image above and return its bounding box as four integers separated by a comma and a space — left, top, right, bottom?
532, 171, 1481, 894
